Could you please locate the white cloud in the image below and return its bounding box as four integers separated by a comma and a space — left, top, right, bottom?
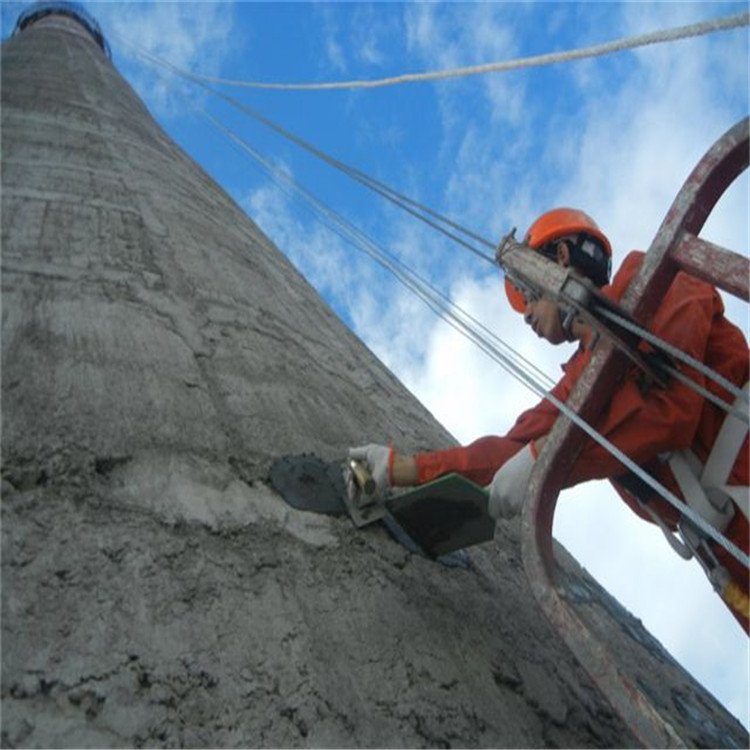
404, 4, 438, 57
400, 272, 568, 443
240, 162, 443, 378
315, 3, 401, 74
404, 3, 526, 127
325, 36, 347, 74
316, 4, 347, 74
243, 171, 363, 313
93, 0, 237, 117
350, 4, 391, 68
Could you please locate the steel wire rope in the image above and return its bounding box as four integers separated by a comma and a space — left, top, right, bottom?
117, 34, 750, 420
660, 363, 748, 425
203, 111, 556, 391
203, 110, 749, 570
595, 305, 749, 409
111, 34, 497, 265
123, 13, 748, 91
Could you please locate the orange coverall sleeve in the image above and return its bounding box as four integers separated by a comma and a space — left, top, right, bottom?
414, 367, 580, 486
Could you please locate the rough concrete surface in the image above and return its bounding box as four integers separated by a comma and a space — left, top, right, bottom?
2, 11, 748, 749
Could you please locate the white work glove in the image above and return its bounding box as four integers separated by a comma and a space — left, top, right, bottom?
488, 444, 536, 520
347, 444, 393, 501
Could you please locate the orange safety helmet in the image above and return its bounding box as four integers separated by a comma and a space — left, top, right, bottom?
504, 208, 612, 313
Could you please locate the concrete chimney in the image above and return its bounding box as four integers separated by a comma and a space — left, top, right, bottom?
2, 4, 746, 747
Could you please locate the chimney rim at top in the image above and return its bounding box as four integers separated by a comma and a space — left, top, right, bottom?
13, 1, 111, 58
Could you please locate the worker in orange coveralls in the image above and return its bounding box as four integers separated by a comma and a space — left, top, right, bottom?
349, 208, 749, 631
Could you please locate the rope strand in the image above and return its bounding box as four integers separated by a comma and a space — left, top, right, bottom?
205, 110, 555, 391
117, 12, 749, 91
114, 35, 497, 264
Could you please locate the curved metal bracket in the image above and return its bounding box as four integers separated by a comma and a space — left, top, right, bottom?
521, 117, 749, 747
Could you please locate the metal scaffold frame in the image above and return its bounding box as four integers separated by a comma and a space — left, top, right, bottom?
521, 117, 749, 748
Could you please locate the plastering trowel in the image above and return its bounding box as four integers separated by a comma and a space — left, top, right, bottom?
268, 454, 495, 559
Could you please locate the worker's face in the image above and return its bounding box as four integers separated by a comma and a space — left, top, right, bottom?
522, 240, 571, 345
524, 297, 567, 344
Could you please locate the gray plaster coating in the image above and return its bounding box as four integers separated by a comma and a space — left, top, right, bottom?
1, 13, 747, 749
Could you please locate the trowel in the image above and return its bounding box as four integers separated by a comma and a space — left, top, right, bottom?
268, 454, 495, 559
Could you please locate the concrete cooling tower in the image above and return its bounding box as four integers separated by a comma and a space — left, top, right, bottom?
2, 4, 747, 748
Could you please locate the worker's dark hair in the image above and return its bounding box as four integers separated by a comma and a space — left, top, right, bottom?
569, 233, 611, 287
539, 233, 611, 287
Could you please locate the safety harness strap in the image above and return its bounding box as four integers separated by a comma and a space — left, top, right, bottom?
701, 381, 750, 520
669, 451, 735, 532
637, 382, 749, 584
667, 381, 748, 528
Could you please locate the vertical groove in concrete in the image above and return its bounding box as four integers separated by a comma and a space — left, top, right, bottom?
2, 11, 747, 749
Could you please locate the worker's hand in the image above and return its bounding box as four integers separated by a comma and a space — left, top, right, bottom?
487, 444, 535, 519
347, 444, 393, 501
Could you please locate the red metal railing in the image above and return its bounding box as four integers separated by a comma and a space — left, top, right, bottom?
521, 117, 749, 747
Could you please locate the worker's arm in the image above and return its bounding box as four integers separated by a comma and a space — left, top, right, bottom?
367, 261, 728, 492
391, 453, 418, 485
410, 435, 529, 486
401, 273, 725, 489
406, 366, 579, 486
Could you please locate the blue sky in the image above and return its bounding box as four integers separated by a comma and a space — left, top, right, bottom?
3, 0, 748, 729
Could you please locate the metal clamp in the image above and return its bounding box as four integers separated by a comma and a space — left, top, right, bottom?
343, 460, 387, 528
